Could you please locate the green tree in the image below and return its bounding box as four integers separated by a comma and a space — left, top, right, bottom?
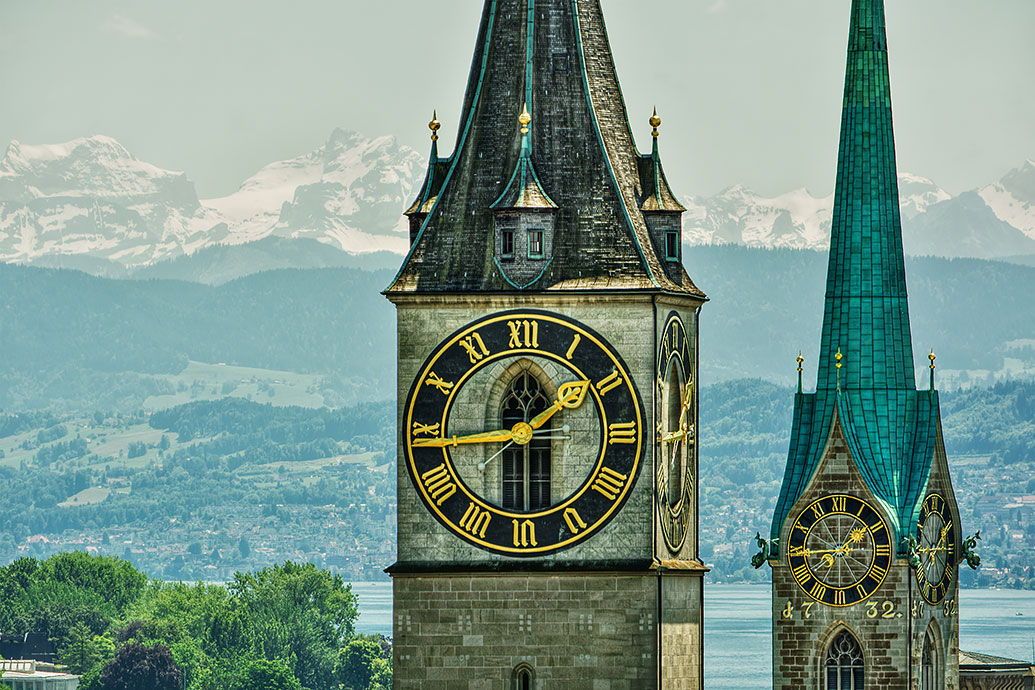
229, 562, 357, 690
228, 658, 301, 690
59, 621, 105, 674
336, 639, 382, 690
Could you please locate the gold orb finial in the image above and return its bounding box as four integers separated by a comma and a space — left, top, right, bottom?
835, 348, 843, 369
519, 103, 532, 135
929, 350, 937, 370
650, 107, 662, 138
797, 352, 804, 372
429, 111, 441, 142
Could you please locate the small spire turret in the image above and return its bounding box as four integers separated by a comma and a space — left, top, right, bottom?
797, 352, 805, 394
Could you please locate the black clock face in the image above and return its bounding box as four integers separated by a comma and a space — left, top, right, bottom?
403, 310, 644, 556
916, 493, 956, 604
656, 312, 694, 553
787, 494, 894, 607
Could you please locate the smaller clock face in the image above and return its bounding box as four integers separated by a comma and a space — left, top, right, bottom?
787, 494, 894, 607
916, 493, 956, 605
656, 313, 694, 553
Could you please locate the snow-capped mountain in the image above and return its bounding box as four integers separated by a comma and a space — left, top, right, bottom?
0, 131, 422, 268
1, 132, 1033, 272
686, 168, 1035, 259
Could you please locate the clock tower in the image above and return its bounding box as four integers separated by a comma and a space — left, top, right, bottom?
385, 1, 707, 688
760, 1, 974, 689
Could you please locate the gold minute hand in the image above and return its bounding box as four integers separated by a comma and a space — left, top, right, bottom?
528, 380, 590, 430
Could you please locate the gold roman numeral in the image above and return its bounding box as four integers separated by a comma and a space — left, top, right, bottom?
607, 422, 637, 445
566, 334, 581, 360
809, 582, 827, 600
459, 332, 490, 363
420, 464, 457, 506
834, 590, 846, 606
459, 503, 491, 538
424, 371, 455, 395
512, 519, 538, 547
508, 320, 539, 349
831, 496, 847, 513
596, 370, 625, 396
564, 508, 587, 534
792, 563, 810, 584
870, 563, 888, 580
856, 585, 868, 600
412, 422, 441, 437
875, 544, 891, 557
591, 467, 628, 500
811, 504, 826, 520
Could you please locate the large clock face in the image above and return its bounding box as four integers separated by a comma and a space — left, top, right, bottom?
404, 310, 644, 556
787, 494, 894, 607
916, 493, 956, 604
656, 312, 694, 554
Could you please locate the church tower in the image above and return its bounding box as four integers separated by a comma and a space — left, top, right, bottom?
762, 1, 972, 689
386, 1, 707, 688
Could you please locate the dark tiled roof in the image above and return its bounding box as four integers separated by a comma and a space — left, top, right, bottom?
388, 0, 702, 297
770, 0, 940, 546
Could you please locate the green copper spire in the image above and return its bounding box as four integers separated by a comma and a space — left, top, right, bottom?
770, 0, 941, 550
818, 0, 913, 392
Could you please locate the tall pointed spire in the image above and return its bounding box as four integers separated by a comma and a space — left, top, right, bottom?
770, 0, 940, 545
817, 0, 913, 392
388, 0, 702, 297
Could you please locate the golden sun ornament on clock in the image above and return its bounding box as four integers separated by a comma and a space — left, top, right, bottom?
787, 494, 894, 607
656, 312, 694, 553
403, 310, 644, 556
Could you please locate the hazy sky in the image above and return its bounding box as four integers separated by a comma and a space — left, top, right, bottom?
1, 1, 1032, 199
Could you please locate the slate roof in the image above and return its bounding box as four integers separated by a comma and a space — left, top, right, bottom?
388, 0, 702, 296
770, 0, 941, 548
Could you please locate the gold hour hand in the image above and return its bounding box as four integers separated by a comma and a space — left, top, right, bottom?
412, 429, 514, 447
528, 380, 590, 430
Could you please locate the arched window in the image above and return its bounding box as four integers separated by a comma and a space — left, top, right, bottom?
501, 372, 551, 511
922, 629, 937, 690
513, 664, 535, 690
826, 631, 864, 690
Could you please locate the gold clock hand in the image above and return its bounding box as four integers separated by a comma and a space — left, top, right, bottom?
413, 428, 515, 447
528, 380, 590, 430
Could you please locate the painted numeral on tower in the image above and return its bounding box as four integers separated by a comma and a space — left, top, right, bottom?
831, 496, 847, 513
596, 371, 625, 396
459, 332, 490, 364
508, 320, 539, 349
512, 519, 538, 547
420, 464, 457, 506
607, 422, 637, 445
564, 507, 587, 534
591, 467, 628, 500
459, 503, 491, 538
424, 371, 455, 395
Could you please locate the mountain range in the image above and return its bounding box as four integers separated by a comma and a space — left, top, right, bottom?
1, 132, 1034, 279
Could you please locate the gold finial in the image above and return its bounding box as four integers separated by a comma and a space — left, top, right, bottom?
797, 352, 805, 373
929, 350, 937, 370
835, 348, 843, 369
429, 111, 441, 142
650, 107, 662, 138
519, 103, 532, 135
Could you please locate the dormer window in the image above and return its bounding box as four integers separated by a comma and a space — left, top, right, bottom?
501, 228, 516, 259
528, 229, 545, 259
666, 231, 680, 262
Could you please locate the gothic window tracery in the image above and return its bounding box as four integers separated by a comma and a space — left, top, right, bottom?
922, 628, 937, 690
825, 631, 864, 690
501, 372, 551, 511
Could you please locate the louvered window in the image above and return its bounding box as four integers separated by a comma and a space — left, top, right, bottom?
500, 372, 551, 511
825, 631, 864, 690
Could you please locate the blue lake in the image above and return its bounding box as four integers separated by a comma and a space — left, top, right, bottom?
351, 581, 1035, 688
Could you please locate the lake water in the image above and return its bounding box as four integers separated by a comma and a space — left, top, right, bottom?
351, 581, 1035, 688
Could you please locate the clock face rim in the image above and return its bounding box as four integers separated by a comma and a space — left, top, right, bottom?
403, 309, 645, 556
787, 494, 894, 607
656, 311, 694, 554
916, 492, 956, 605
